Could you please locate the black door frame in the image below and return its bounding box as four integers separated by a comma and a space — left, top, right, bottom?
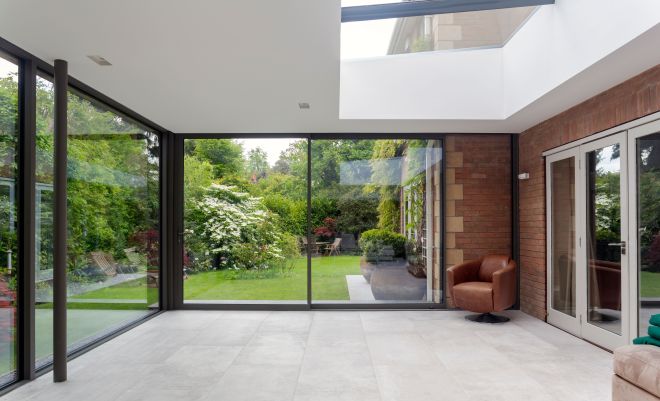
172, 133, 448, 310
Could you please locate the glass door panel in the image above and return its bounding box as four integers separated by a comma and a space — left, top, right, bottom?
310, 139, 443, 304
0, 54, 18, 385
629, 120, 660, 338
182, 138, 307, 303
550, 157, 577, 317
546, 150, 580, 335
585, 143, 623, 335
580, 133, 629, 350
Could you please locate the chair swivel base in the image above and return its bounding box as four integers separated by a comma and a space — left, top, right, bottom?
465, 313, 509, 323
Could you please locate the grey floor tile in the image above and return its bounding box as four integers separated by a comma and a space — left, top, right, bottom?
4, 310, 613, 401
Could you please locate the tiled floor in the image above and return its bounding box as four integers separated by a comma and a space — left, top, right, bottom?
3, 310, 613, 401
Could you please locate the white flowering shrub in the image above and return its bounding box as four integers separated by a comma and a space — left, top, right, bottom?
190, 184, 296, 271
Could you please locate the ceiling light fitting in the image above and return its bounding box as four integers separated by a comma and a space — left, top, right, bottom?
87, 55, 112, 66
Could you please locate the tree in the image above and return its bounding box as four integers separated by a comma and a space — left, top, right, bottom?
246, 148, 269, 181
187, 139, 244, 179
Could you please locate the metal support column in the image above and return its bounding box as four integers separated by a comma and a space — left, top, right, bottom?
53, 59, 68, 383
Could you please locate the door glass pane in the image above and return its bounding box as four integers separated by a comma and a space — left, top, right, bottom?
637, 133, 660, 336
183, 138, 307, 303
0, 54, 18, 384
550, 157, 576, 317
66, 89, 160, 352
35, 75, 54, 367
586, 144, 622, 335
311, 139, 443, 304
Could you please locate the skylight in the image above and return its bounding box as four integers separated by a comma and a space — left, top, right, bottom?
341, 5, 538, 59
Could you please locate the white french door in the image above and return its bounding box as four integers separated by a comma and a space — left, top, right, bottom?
547, 132, 629, 350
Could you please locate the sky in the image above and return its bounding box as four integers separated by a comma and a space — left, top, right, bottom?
239, 138, 300, 167
340, 0, 397, 59
0, 56, 17, 80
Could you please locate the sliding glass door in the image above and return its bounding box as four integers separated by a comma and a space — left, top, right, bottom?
182, 137, 308, 303
0, 45, 165, 387
180, 136, 444, 307
311, 139, 442, 304
0, 53, 18, 385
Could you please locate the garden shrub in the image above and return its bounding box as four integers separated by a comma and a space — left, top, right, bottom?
314, 217, 337, 240
336, 191, 378, 237
261, 194, 306, 237
191, 184, 298, 273
359, 229, 406, 260
310, 197, 338, 229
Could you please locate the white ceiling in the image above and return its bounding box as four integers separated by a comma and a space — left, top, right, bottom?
0, 0, 659, 134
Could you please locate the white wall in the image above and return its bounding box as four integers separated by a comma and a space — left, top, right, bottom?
340, 49, 503, 120
340, 0, 660, 123
503, 0, 660, 116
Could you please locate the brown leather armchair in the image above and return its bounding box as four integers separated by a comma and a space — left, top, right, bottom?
447, 255, 517, 323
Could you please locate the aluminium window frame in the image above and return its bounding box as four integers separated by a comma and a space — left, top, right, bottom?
341, 0, 555, 23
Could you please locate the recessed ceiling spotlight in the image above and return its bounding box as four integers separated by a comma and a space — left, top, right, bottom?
87, 55, 112, 66
298, 102, 310, 110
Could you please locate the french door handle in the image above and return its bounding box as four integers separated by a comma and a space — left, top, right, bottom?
607, 241, 626, 255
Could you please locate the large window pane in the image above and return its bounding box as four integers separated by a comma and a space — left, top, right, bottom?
311, 139, 442, 304
637, 133, 660, 336
341, 6, 536, 59
34, 75, 54, 367
0, 54, 18, 384
64, 89, 159, 352
183, 138, 307, 303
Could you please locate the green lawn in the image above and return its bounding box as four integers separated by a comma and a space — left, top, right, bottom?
641, 270, 660, 298
73, 277, 154, 300
56, 261, 660, 301
67, 255, 362, 302
184, 255, 361, 301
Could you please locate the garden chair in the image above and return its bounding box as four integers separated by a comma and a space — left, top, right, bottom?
89, 252, 118, 277
325, 238, 342, 256
302, 236, 320, 255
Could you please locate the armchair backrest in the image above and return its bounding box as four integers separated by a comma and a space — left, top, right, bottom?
478, 255, 511, 282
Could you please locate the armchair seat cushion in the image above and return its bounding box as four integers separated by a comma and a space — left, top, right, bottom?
614, 345, 660, 398
453, 282, 493, 314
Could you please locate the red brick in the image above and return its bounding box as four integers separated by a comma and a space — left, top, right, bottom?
518, 64, 660, 322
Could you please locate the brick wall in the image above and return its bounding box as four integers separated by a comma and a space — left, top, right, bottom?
518, 64, 660, 320
445, 134, 512, 305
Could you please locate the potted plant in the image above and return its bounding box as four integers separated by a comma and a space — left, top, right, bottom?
405, 240, 427, 279
361, 232, 427, 301
358, 229, 406, 282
